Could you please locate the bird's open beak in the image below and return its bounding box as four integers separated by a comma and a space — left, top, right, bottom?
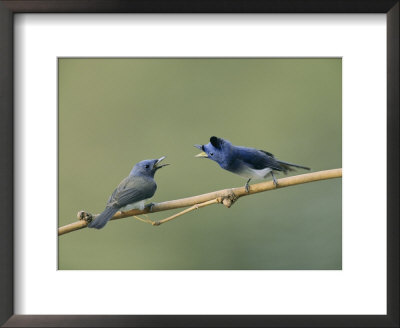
194, 145, 208, 158
154, 156, 170, 170
195, 151, 208, 158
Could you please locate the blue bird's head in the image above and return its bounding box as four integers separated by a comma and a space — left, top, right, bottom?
130, 156, 169, 177
194, 136, 232, 168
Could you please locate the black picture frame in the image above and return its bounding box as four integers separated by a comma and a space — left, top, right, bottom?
0, 1, 398, 327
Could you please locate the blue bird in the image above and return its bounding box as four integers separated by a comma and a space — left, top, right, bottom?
195, 136, 310, 192
88, 157, 169, 229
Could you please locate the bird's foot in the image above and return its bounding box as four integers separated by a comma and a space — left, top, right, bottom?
245, 179, 251, 193
144, 202, 155, 212
271, 172, 279, 187
77, 210, 93, 223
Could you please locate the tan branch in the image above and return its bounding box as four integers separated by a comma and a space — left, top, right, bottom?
58, 168, 342, 236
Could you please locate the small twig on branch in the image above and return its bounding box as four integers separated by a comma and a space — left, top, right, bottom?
151, 198, 220, 226
58, 168, 342, 236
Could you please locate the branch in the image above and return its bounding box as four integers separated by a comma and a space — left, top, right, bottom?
58, 168, 342, 236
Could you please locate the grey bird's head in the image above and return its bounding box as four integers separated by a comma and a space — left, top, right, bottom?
194, 136, 232, 167
130, 156, 169, 178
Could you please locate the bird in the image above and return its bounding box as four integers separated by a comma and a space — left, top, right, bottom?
194, 136, 310, 192
88, 156, 169, 229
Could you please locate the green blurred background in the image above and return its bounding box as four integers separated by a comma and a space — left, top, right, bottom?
58, 58, 341, 270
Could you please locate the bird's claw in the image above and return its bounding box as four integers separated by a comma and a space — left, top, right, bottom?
145, 202, 155, 212
271, 172, 279, 187
244, 179, 251, 193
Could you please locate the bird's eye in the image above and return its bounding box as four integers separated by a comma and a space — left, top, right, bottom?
145, 164, 150, 168
210, 152, 214, 156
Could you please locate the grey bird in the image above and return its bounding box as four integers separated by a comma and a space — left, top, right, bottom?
88, 157, 169, 229
195, 136, 310, 192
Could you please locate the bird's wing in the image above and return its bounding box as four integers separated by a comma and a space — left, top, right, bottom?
106, 176, 132, 204
259, 150, 274, 158
107, 176, 157, 208
236, 147, 283, 171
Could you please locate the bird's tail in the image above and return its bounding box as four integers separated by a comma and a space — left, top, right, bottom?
277, 160, 310, 172
88, 207, 119, 229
